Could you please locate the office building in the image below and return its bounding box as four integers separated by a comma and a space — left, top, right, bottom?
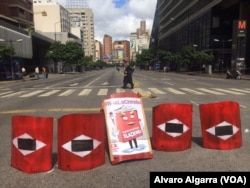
150, 0, 250, 72
103, 34, 112, 62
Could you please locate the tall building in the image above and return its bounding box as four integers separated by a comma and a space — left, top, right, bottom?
33, 1, 71, 42
151, 0, 250, 71
95, 40, 102, 61
64, 0, 95, 58
130, 20, 151, 61
103, 34, 112, 62
0, 0, 33, 29
113, 40, 130, 63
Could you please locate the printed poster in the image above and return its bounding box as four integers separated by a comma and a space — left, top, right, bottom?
102, 92, 153, 165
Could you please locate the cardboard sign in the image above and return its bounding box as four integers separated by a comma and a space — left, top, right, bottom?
102, 92, 153, 165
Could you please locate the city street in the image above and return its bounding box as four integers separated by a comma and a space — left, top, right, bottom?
0, 68, 250, 188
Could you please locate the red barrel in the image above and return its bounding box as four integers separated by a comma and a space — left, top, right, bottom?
11, 115, 53, 173
199, 101, 242, 150
58, 113, 106, 171
152, 103, 193, 151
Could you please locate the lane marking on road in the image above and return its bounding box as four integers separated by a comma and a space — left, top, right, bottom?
190, 100, 199, 106
148, 88, 165, 94
85, 76, 101, 87
20, 90, 45, 97
165, 88, 185, 94
78, 89, 92, 96
196, 88, 225, 95
0, 91, 26, 98
212, 88, 245, 95
180, 88, 205, 95
58, 89, 75, 96
39, 90, 60, 97
97, 89, 108, 95
69, 83, 78, 86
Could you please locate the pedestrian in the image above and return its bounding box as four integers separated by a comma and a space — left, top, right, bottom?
42, 66, 47, 79
35, 66, 39, 79
21, 67, 26, 78
122, 61, 134, 89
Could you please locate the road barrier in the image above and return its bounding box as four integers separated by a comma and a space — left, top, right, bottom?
152, 103, 193, 151
10, 93, 242, 173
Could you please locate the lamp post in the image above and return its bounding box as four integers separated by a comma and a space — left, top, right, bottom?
0, 38, 23, 79
54, 21, 60, 41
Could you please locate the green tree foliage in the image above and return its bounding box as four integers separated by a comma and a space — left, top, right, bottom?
0, 43, 15, 61
136, 49, 154, 66
62, 41, 84, 66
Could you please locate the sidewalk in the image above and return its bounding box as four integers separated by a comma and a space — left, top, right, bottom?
184, 71, 250, 80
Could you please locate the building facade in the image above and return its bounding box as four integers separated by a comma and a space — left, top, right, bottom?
130, 20, 151, 62
150, 0, 250, 72
113, 40, 130, 63
103, 34, 112, 62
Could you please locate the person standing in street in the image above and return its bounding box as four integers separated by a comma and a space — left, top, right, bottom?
35, 66, 39, 79
21, 67, 26, 78
42, 66, 47, 79
122, 61, 134, 89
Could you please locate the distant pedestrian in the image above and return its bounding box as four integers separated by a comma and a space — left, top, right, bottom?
21, 67, 26, 78
42, 67, 47, 79
35, 66, 39, 79
122, 61, 134, 89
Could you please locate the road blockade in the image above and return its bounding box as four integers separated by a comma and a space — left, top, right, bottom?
57, 113, 106, 171
152, 103, 193, 151
11, 115, 53, 173
199, 101, 242, 150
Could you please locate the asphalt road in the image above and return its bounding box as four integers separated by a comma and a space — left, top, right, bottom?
0, 68, 250, 188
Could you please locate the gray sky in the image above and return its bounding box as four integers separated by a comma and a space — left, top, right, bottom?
54, 0, 157, 42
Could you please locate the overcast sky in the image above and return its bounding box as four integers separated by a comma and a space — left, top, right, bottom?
54, 0, 157, 42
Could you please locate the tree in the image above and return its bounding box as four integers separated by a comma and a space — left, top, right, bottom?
0, 43, 15, 61
45, 41, 65, 73
136, 49, 154, 69
62, 41, 84, 71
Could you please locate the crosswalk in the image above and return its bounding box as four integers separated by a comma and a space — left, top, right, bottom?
0, 87, 250, 98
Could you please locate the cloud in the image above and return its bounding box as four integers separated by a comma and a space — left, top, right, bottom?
55, 0, 157, 42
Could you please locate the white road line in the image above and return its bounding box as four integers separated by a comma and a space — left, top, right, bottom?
20, 90, 45, 97
78, 89, 92, 96
69, 83, 78, 86
97, 89, 108, 95
196, 88, 225, 95
180, 88, 205, 95
190, 100, 199, 106
0, 91, 26, 98
116, 88, 126, 93
58, 89, 75, 96
212, 88, 245, 95
228, 88, 250, 93
148, 88, 165, 94
39, 90, 60, 97
0, 91, 13, 96
165, 88, 185, 94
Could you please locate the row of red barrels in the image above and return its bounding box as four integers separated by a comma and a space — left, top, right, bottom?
11, 100, 241, 173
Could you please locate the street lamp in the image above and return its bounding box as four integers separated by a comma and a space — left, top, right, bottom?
54, 21, 60, 41
0, 38, 23, 79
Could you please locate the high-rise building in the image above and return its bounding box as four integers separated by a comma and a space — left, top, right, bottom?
0, 0, 33, 29
64, 0, 95, 58
130, 20, 151, 61
33, 1, 71, 42
103, 34, 112, 62
95, 40, 102, 61
113, 40, 130, 63
151, 0, 250, 71
67, 8, 94, 58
